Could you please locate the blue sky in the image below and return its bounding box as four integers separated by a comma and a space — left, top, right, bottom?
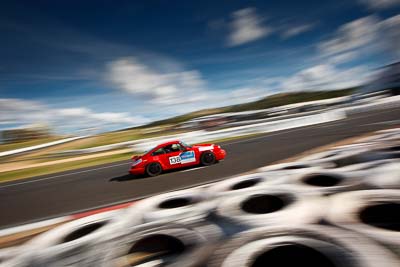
0, 0, 399, 134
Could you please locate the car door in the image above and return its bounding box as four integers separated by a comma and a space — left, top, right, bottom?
177, 145, 197, 166
179, 142, 199, 165
163, 144, 183, 169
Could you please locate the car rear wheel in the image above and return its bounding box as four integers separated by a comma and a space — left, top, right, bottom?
146, 162, 162, 177
200, 152, 216, 166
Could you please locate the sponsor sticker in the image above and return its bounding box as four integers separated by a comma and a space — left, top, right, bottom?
168, 151, 196, 165
180, 151, 196, 163
198, 146, 214, 152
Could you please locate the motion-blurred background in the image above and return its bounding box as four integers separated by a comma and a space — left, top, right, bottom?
1, 2, 400, 266
1, 0, 399, 181
1, 0, 399, 135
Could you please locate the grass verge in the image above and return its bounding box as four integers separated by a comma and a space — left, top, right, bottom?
0, 152, 133, 183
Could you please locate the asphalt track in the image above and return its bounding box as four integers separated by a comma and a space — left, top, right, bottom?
1, 107, 400, 228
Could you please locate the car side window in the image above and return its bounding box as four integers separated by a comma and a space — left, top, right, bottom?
152, 148, 166, 156
173, 143, 185, 151
163, 145, 172, 154
164, 143, 184, 154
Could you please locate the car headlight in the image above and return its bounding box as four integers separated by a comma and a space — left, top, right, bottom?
132, 159, 143, 167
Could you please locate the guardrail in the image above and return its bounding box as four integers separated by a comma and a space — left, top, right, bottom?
3, 95, 399, 159
54, 96, 400, 156
54, 110, 346, 156
342, 95, 400, 115
0, 136, 89, 158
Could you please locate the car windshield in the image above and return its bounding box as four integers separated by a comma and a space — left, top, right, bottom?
180, 141, 192, 148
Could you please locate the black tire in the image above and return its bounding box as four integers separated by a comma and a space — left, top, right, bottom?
207, 225, 400, 267
200, 151, 216, 166
146, 162, 162, 177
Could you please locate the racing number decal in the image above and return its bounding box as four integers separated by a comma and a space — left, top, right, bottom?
169, 151, 196, 165
169, 156, 181, 165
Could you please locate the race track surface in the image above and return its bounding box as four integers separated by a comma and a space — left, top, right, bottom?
1, 107, 399, 228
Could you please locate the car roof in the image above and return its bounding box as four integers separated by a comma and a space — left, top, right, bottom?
156, 140, 181, 148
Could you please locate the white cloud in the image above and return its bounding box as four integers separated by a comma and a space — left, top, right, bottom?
106, 58, 177, 98
327, 51, 359, 65
90, 112, 140, 124
57, 107, 91, 117
281, 64, 371, 91
105, 56, 276, 114
281, 23, 316, 39
359, 0, 400, 10
0, 98, 149, 133
243, 63, 372, 94
0, 98, 51, 125
319, 16, 381, 57
106, 57, 207, 105
318, 14, 400, 64
56, 108, 144, 125
381, 14, 400, 57
227, 8, 271, 46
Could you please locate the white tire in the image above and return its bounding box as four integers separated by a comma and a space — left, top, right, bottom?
376, 141, 400, 157
257, 161, 329, 172
333, 142, 377, 150
377, 128, 400, 135
327, 189, 400, 254
319, 140, 400, 172
332, 158, 397, 172
101, 222, 222, 267
359, 131, 400, 143
206, 173, 286, 196
256, 163, 328, 186
299, 148, 365, 162
0, 247, 27, 267
300, 148, 388, 168
22, 210, 123, 266
285, 169, 367, 195
314, 146, 398, 168
214, 187, 325, 228
207, 225, 400, 267
363, 161, 400, 189
127, 188, 215, 224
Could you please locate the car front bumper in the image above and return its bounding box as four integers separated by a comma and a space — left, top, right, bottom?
215, 149, 227, 161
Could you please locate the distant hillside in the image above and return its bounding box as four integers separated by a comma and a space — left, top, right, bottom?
125, 88, 357, 130
143, 88, 355, 127
225, 88, 355, 113
143, 108, 229, 128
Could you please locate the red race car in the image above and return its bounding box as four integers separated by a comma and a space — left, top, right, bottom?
129, 140, 226, 176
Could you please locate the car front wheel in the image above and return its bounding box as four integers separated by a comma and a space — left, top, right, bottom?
146, 162, 162, 177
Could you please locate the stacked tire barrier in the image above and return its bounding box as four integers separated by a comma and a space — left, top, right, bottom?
1, 128, 400, 266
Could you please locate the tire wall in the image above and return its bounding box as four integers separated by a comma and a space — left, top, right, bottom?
3, 128, 400, 266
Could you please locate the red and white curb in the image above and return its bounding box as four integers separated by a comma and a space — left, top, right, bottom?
0, 180, 217, 240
